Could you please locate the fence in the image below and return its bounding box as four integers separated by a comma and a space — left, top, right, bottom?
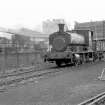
0, 44, 44, 74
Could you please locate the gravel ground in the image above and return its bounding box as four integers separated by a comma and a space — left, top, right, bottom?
0, 61, 105, 105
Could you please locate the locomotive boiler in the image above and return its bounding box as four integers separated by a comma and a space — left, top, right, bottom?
44, 24, 104, 66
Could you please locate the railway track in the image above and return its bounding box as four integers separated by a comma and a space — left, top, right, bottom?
0, 65, 65, 89
0, 66, 48, 78
78, 91, 105, 105
0, 59, 103, 78
0, 60, 103, 92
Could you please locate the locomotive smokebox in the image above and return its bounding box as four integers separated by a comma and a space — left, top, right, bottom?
58, 24, 65, 32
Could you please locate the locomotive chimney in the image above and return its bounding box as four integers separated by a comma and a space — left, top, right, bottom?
58, 24, 65, 32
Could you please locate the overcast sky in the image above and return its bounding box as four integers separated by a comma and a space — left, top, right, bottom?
0, 0, 105, 30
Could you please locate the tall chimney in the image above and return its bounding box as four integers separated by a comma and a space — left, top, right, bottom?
58, 24, 65, 32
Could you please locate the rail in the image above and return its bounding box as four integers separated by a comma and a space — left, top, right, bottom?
78, 91, 105, 105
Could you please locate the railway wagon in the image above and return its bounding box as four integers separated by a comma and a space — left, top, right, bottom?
44, 24, 105, 66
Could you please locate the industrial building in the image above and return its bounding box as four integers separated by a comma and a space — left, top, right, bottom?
74, 21, 105, 39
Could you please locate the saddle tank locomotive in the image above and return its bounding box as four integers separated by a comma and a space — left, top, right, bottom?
44, 24, 104, 66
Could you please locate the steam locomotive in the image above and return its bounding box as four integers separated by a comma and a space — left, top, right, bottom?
44, 24, 105, 66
